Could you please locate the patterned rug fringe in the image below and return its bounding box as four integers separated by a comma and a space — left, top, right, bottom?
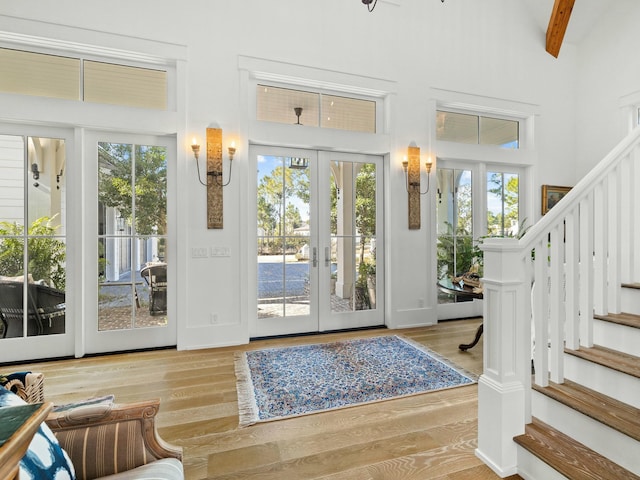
234, 335, 477, 428
234, 351, 260, 427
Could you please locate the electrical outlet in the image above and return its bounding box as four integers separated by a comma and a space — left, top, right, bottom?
210, 313, 218, 324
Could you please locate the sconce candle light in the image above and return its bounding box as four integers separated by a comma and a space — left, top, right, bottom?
402, 153, 432, 195
192, 136, 235, 187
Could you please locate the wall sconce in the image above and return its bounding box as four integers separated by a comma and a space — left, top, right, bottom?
190, 128, 236, 229
191, 137, 235, 187
402, 156, 433, 194
402, 144, 434, 230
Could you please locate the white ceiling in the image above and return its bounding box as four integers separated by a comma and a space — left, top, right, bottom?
522, 0, 616, 44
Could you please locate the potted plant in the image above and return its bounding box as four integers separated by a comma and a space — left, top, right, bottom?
0, 215, 66, 289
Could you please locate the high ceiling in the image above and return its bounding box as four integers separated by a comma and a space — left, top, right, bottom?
522, 0, 616, 45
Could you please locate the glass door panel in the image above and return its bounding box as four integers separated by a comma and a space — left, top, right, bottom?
487, 171, 520, 236
86, 132, 175, 355
0, 134, 67, 340
97, 142, 168, 331
329, 161, 377, 313
252, 147, 383, 337
319, 152, 383, 331
437, 168, 475, 303
255, 149, 316, 336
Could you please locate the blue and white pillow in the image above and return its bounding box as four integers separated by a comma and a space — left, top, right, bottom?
0, 387, 75, 480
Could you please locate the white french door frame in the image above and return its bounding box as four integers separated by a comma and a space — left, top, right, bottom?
436, 158, 528, 320
249, 145, 384, 338
83, 131, 177, 355
318, 150, 385, 332
251, 146, 319, 338
0, 123, 76, 363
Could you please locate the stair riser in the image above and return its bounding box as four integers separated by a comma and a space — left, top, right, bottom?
531, 391, 640, 474
593, 319, 640, 357
564, 354, 640, 408
620, 287, 640, 313
516, 446, 569, 480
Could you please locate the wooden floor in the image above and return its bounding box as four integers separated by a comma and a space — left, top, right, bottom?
12, 317, 522, 479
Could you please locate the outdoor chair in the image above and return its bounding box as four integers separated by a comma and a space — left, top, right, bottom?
140, 262, 167, 315
0, 280, 65, 338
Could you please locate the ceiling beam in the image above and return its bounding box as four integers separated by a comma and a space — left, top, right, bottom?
546, 0, 575, 58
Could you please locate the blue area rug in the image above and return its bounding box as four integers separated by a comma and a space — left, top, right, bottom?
234, 335, 477, 427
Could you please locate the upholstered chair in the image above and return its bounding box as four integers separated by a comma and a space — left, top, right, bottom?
1, 371, 183, 480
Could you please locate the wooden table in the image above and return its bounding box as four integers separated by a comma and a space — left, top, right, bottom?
0, 402, 53, 479
437, 277, 484, 351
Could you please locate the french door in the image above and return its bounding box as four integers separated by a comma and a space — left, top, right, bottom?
84, 132, 176, 354
436, 160, 526, 320
251, 146, 384, 337
0, 124, 74, 363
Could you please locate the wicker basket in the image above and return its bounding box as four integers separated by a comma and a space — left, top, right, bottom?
1, 371, 45, 403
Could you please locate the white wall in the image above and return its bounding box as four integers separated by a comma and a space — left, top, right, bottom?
0, 0, 595, 352
575, 0, 640, 179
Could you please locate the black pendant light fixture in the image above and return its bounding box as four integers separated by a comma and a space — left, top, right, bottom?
363, 0, 444, 13
362, 0, 377, 12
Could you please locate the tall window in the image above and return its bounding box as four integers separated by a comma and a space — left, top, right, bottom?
97, 143, 167, 330
437, 166, 522, 305
487, 171, 520, 236
437, 168, 474, 288
0, 134, 67, 338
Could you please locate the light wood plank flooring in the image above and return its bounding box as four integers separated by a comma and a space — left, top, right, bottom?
10, 317, 522, 479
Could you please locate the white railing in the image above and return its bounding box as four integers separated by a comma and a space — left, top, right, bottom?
475, 126, 640, 477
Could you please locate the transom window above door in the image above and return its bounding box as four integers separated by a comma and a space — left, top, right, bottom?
436, 110, 520, 149
256, 85, 377, 133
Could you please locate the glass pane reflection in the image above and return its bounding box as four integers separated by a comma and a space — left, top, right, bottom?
0, 135, 66, 339
97, 142, 168, 331
330, 161, 377, 312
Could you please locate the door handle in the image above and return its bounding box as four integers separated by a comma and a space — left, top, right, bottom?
312, 247, 318, 267
325, 247, 330, 267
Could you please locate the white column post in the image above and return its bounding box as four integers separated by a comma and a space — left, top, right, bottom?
476, 237, 528, 477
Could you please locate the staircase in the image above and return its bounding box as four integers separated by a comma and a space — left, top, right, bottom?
475, 127, 640, 479
515, 305, 640, 479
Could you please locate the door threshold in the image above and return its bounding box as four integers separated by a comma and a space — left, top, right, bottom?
250, 324, 387, 342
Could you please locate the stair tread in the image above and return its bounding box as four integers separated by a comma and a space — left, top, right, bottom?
532, 378, 640, 441
565, 344, 640, 379
594, 311, 640, 329
514, 418, 640, 480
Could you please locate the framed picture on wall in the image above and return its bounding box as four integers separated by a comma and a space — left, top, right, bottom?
541, 185, 572, 215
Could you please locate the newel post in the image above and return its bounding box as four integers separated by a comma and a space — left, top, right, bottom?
476, 237, 528, 477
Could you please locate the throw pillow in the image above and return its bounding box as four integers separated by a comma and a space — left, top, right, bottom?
0, 387, 76, 480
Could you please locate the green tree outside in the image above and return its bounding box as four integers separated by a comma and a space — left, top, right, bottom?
98, 143, 167, 236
